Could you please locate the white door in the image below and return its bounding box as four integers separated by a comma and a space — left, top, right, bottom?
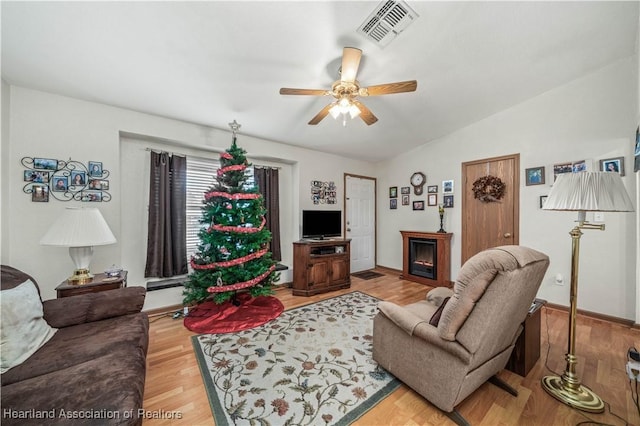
345, 175, 376, 272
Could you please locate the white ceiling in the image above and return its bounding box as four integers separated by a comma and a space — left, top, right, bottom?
2, 1, 638, 162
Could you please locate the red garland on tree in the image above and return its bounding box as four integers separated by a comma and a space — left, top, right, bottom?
183, 121, 279, 306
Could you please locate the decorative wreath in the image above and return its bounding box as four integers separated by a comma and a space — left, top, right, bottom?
472, 175, 506, 203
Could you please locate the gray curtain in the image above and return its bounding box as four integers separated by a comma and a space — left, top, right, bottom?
255, 167, 281, 261
145, 151, 187, 277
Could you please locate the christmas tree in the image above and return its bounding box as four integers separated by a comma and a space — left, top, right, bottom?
184, 126, 278, 305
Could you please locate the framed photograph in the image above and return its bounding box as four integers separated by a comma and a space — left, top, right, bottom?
572, 160, 587, 173
390, 198, 397, 209
33, 157, 58, 171
412, 200, 424, 211
81, 192, 102, 202
89, 179, 109, 190
427, 185, 438, 193
52, 176, 68, 192
443, 195, 454, 208
31, 184, 49, 202
400, 186, 410, 195
540, 195, 548, 209
24, 170, 49, 183
88, 161, 103, 177
389, 186, 398, 198
401, 195, 410, 206
600, 157, 625, 176
525, 167, 545, 186
427, 194, 437, 206
442, 180, 454, 194
71, 171, 86, 186
553, 162, 572, 181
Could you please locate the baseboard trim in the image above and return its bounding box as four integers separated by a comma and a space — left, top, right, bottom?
544, 302, 634, 328
374, 265, 402, 275
145, 304, 184, 317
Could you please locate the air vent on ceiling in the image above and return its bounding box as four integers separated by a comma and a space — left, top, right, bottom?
357, 0, 419, 48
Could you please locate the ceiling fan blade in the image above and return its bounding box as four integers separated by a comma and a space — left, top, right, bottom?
308, 103, 334, 125
361, 80, 417, 96
340, 47, 362, 83
352, 100, 378, 126
280, 88, 329, 96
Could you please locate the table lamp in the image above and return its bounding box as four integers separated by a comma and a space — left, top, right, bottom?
541, 171, 634, 412
40, 207, 117, 284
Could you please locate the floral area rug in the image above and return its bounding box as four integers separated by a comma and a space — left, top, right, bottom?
191, 291, 400, 425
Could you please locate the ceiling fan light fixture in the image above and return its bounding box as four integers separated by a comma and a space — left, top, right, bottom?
348, 103, 361, 119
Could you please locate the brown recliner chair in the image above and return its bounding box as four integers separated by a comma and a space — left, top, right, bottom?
373, 245, 549, 425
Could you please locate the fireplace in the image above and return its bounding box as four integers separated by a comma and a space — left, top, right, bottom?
409, 238, 437, 279
400, 231, 452, 287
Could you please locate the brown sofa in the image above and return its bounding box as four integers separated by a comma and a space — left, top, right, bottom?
1, 265, 149, 426
373, 246, 549, 425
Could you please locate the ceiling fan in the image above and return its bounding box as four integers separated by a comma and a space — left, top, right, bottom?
279, 47, 417, 126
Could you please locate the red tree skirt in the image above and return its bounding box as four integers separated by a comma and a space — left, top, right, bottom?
183, 293, 284, 334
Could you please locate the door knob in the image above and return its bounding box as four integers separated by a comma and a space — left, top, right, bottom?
347, 228, 351, 232
504, 233, 512, 238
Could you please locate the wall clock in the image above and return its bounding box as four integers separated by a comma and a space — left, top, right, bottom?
410, 172, 426, 195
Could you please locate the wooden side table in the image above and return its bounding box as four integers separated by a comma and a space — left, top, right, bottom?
56, 271, 128, 298
506, 298, 546, 377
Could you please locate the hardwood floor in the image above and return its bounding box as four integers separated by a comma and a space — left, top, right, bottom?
142, 271, 640, 425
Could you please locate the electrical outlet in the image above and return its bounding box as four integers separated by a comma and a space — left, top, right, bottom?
554, 273, 564, 286
183, 306, 189, 316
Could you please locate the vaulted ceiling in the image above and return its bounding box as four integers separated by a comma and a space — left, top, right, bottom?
2, 1, 638, 161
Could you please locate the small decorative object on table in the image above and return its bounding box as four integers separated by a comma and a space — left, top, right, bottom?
104, 265, 123, 278
438, 204, 446, 233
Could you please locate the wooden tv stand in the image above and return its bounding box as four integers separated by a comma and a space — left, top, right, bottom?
292, 239, 351, 296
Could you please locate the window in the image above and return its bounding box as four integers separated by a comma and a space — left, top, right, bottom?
185, 155, 255, 262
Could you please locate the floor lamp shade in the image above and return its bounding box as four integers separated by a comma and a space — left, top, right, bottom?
541, 172, 633, 413
40, 207, 117, 284
543, 171, 634, 213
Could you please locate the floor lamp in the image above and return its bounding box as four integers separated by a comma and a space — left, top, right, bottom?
541, 171, 634, 413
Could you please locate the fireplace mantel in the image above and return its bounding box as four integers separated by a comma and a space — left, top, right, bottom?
400, 231, 452, 287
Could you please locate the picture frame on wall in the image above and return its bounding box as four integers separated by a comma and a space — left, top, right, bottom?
427, 194, 437, 206
390, 198, 397, 209
400, 186, 410, 195
52, 176, 68, 192
525, 167, 545, 186
412, 200, 424, 211
442, 180, 454, 194
540, 195, 548, 209
427, 185, 438, 193
88, 161, 103, 177
31, 185, 49, 202
401, 195, 410, 206
33, 157, 58, 171
553, 162, 572, 181
443, 195, 454, 208
24, 170, 49, 183
389, 186, 398, 198
600, 157, 625, 176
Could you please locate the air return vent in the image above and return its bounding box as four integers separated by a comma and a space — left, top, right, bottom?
357, 0, 419, 48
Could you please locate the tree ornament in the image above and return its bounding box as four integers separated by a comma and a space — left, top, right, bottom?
472, 175, 506, 203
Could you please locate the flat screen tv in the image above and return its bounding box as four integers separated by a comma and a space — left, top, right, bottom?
302, 210, 342, 239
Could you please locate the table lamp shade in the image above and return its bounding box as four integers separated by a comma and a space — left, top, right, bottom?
543, 172, 634, 212
40, 207, 116, 247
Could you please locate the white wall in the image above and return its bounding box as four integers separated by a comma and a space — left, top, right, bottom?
1, 80, 10, 264
2, 86, 374, 310
376, 57, 637, 320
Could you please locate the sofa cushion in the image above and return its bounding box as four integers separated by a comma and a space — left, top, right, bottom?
1, 347, 146, 426
1, 279, 57, 374
1, 312, 148, 385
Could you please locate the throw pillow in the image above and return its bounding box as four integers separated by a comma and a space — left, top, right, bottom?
1, 279, 57, 373
429, 296, 450, 326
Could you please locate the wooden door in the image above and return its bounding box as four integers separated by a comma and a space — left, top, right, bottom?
461, 154, 520, 263
345, 174, 376, 272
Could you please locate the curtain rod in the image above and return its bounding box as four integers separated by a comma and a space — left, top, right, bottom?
144, 148, 281, 170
